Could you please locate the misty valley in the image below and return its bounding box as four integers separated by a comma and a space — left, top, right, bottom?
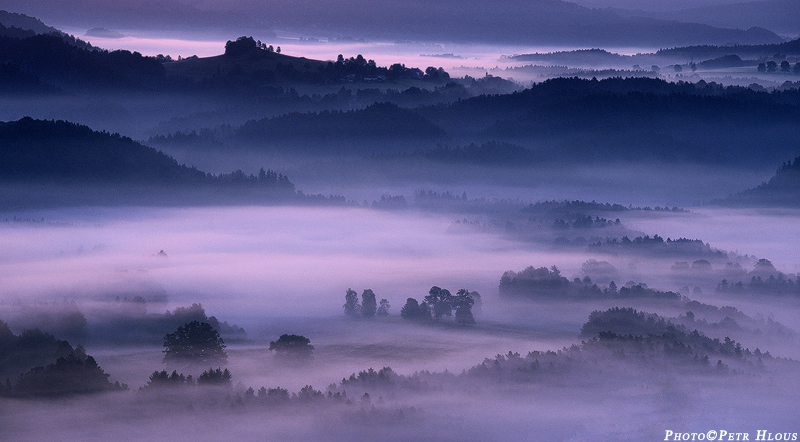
2, 5, 800, 442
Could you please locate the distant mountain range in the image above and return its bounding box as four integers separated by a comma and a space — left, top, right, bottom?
0, 0, 787, 48
614, 0, 800, 37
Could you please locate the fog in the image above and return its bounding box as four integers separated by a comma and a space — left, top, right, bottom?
3, 3, 800, 440
0, 206, 581, 318
3, 203, 800, 440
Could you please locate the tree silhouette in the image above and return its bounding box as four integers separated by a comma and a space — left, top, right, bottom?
141, 370, 193, 390
453, 289, 476, 325
162, 321, 227, 367
425, 286, 452, 320
377, 299, 391, 316
361, 289, 377, 317
269, 334, 313, 360
344, 288, 360, 317
197, 367, 232, 386
400, 298, 431, 321
766, 61, 778, 72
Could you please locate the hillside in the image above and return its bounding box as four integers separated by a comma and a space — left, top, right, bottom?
0, 10, 61, 36
656, 37, 800, 59
0, 118, 211, 184
236, 102, 446, 149
720, 156, 800, 207
163, 36, 328, 85
621, 0, 800, 37
0, 34, 163, 89
0, 118, 300, 208
414, 77, 800, 167
0, 10, 93, 49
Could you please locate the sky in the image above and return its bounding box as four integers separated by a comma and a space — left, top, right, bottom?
2, 0, 787, 56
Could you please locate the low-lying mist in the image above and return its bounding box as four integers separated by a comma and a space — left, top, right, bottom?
3, 203, 800, 441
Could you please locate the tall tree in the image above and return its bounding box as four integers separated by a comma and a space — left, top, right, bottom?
452, 289, 476, 325
377, 299, 391, 316
343, 288, 360, 317
425, 286, 452, 320
361, 289, 377, 317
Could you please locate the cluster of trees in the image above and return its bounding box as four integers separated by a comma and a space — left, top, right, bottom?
672, 62, 697, 73
269, 334, 314, 361
344, 289, 390, 318
0, 320, 127, 397
162, 320, 228, 368
161, 319, 314, 367
400, 287, 478, 324
224, 36, 280, 57
579, 307, 763, 360
717, 273, 800, 297
757, 61, 800, 75
552, 215, 620, 229
499, 265, 679, 300
315, 54, 450, 83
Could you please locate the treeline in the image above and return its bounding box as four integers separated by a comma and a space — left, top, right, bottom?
343, 289, 390, 318
499, 265, 679, 300
588, 235, 728, 260
236, 102, 446, 146
656, 37, 800, 59
716, 258, 800, 297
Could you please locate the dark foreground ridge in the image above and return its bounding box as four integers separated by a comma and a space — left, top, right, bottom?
0, 118, 349, 208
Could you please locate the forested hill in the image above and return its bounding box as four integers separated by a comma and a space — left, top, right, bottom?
0, 33, 163, 89
719, 156, 800, 207
415, 77, 800, 166
236, 102, 446, 147
655, 37, 800, 59
0, 31, 450, 93
0, 10, 63, 36
0, 117, 293, 190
